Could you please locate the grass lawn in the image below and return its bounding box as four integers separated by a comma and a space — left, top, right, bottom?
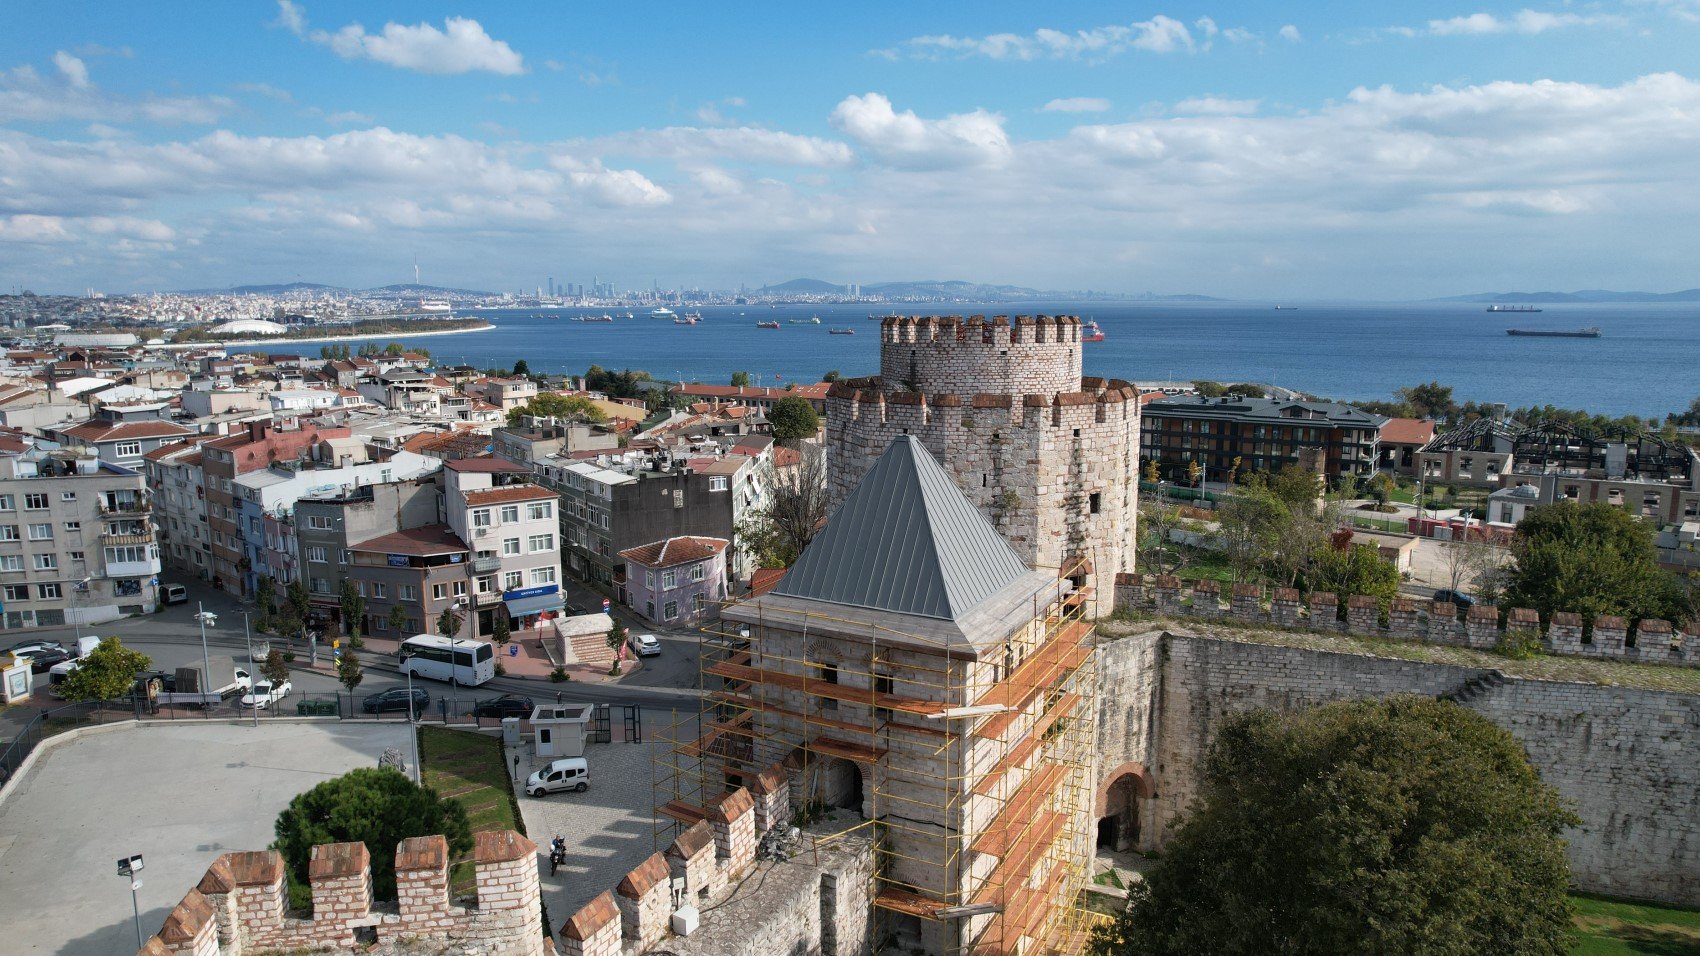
418, 726, 525, 894
1570, 894, 1700, 955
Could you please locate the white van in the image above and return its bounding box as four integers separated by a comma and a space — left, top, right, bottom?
526, 757, 590, 797
163, 584, 188, 605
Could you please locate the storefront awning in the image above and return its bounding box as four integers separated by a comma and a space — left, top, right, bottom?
505, 592, 566, 616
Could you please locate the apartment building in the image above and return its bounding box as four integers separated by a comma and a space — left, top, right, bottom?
201, 420, 350, 596
346, 525, 473, 642
293, 477, 439, 626
619, 535, 729, 626
0, 443, 160, 630
143, 440, 214, 583
442, 457, 564, 635
1141, 394, 1386, 483
55, 415, 197, 469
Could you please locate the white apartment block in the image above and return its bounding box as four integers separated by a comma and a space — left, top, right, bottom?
442, 458, 565, 634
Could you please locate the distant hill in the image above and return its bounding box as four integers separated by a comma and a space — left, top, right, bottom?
863, 279, 1043, 298
1434, 288, 1700, 303
173, 281, 344, 294
758, 278, 846, 294
370, 283, 494, 296
1133, 291, 1223, 302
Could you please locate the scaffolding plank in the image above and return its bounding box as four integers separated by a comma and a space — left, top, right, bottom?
972, 764, 1066, 858
976, 642, 1091, 741
972, 693, 1082, 797
703, 659, 949, 716
809, 735, 887, 763
874, 888, 948, 919
658, 800, 708, 825
714, 693, 950, 741
970, 810, 1064, 908
973, 857, 1072, 956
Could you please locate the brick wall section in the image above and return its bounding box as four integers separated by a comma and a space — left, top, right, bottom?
1463, 605, 1501, 649
1230, 583, 1262, 621
1309, 592, 1339, 631
1120, 633, 1700, 907
1346, 595, 1379, 633
1190, 580, 1221, 618
1388, 599, 1421, 639
1548, 612, 1585, 655
559, 890, 621, 956
666, 820, 717, 903
1427, 601, 1461, 645
748, 762, 791, 834
615, 853, 672, 948
1152, 576, 1183, 616
136, 830, 548, 956
707, 786, 758, 882
1637, 619, 1676, 664
1592, 617, 1628, 657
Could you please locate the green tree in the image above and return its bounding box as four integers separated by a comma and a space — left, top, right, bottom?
1185, 460, 1202, 488
506, 392, 608, 425
336, 647, 363, 693
255, 573, 277, 631
1366, 472, 1398, 508
491, 610, 512, 646
59, 637, 151, 702
730, 370, 752, 387
512, 359, 530, 377
436, 607, 464, 639
273, 768, 472, 906
1396, 381, 1456, 420
1306, 540, 1400, 612
286, 578, 310, 623
339, 579, 366, 649
822, 369, 841, 383
388, 603, 410, 636
1254, 464, 1323, 513
1225, 383, 1265, 398
734, 448, 829, 568
1093, 697, 1576, 956
261, 648, 291, 686
768, 395, 820, 444
1504, 501, 1689, 625
1214, 489, 1290, 583
1143, 458, 1160, 484
1191, 380, 1227, 398
384, 342, 405, 356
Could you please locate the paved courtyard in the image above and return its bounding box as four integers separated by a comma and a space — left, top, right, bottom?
0, 720, 412, 956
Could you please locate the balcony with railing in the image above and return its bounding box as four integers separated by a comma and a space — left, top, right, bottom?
98, 494, 152, 516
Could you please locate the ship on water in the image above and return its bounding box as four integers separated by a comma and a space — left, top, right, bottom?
1506, 327, 1601, 338
418, 299, 453, 314
649, 307, 676, 318
1487, 304, 1542, 312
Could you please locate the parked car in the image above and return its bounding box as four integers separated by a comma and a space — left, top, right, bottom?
1433, 589, 1476, 609
472, 694, 535, 719
162, 584, 189, 605
22, 646, 71, 673
526, 757, 590, 796
628, 633, 662, 657
564, 603, 589, 617
362, 687, 429, 716
6, 639, 65, 659
241, 680, 292, 709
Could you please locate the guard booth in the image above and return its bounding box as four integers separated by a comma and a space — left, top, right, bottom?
531, 703, 592, 758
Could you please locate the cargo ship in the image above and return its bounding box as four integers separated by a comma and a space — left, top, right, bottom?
1505, 327, 1601, 337
1487, 304, 1541, 312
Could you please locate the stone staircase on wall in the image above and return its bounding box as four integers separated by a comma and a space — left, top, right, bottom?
1443, 670, 1507, 705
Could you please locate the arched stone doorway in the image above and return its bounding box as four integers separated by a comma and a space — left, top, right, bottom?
787, 748, 874, 820
1095, 762, 1154, 853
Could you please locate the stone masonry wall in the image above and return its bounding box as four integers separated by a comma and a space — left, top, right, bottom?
878, 314, 1082, 396
1106, 632, 1700, 907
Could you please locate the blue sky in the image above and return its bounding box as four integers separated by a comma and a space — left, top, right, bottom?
3, 1, 1699, 296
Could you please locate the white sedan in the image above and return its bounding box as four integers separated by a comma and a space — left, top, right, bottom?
628, 633, 662, 657
241, 680, 292, 709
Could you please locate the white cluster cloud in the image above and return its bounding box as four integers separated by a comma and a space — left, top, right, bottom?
1042, 97, 1112, 113
905, 14, 1201, 60
278, 2, 525, 75
1425, 9, 1621, 35
5, 62, 1700, 297
830, 93, 1009, 169
0, 57, 231, 124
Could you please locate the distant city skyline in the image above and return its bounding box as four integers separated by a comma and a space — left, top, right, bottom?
3, 2, 1699, 297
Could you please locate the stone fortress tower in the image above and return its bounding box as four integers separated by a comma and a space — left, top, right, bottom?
826, 314, 1139, 609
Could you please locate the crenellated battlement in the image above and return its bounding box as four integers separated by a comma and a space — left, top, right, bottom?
876, 314, 1083, 396
879, 313, 1082, 346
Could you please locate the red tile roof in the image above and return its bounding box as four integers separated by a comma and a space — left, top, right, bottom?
444, 456, 528, 473
618, 536, 728, 568
462, 485, 554, 506
748, 568, 786, 598
62, 419, 195, 442
1381, 417, 1436, 445
672, 383, 828, 400
349, 524, 469, 556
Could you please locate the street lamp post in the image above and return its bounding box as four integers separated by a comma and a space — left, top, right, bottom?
71, 576, 91, 646
116, 854, 145, 950
195, 603, 216, 702
242, 610, 258, 728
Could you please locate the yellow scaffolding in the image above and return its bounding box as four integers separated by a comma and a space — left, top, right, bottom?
650, 557, 1101, 956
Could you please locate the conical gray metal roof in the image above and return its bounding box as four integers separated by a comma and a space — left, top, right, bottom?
773, 436, 1031, 621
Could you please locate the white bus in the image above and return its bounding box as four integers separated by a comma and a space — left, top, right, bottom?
397, 635, 497, 686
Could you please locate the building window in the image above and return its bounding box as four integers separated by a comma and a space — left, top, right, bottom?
503, 537, 521, 556
526, 502, 552, 520
307, 515, 332, 530
1089, 492, 1102, 515
476, 575, 495, 593
645, 570, 655, 588
0, 555, 21, 571
472, 509, 492, 528
432, 583, 447, 600
663, 600, 678, 620
33, 554, 57, 570
68, 551, 83, 563
452, 580, 467, 597
709, 476, 728, 492
372, 582, 387, 598
27, 523, 52, 540
503, 571, 523, 591
690, 562, 705, 581
307, 546, 328, 563
500, 505, 520, 523
0, 526, 16, 541
311, 577, 331, 594
662, 569, 678, 590
0, 495, 12, 510
115, 442, 142, 458
63, 521, 80, 532
528, 533, 553, 553
693, 592, 706, 611
3, 584, 28, 601
531, 566, 556, 585
38, 583, 62, 600
400, 584, 418, 601
24, 493, 49, 510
